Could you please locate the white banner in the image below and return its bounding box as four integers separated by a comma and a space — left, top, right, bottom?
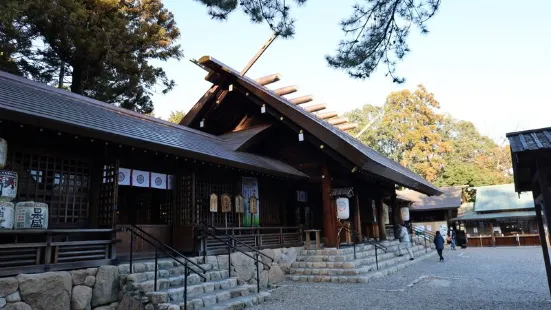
150, 172, 167, 189
118, 168, 131, 186
132, 170, 150, 188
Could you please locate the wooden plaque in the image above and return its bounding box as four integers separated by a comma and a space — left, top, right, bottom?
221, 194, 232, 213
210, 193, 218, 212
249, 196, 258, 214
235, 195, 244, 213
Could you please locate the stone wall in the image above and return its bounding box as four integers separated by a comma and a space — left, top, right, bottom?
0, 246, 302, 310
0, 266, 119, 310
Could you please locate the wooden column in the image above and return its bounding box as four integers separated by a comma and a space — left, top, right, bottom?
321, 164, 337, 247
354, 194, 362, 243
390, 194, 398, 239
537, 163, 551, 239
375, 198, 386, 241
533, 190, 551, 296
489, 222, 495, 246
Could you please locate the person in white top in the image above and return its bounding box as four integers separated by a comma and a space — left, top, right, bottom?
396, 224, 414, 260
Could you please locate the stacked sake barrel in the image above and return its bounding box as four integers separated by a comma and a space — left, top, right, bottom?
0, 138, 49, 230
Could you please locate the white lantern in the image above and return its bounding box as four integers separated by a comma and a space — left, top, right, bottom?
400, 207, 410, 222
0, 138, 7, 169
336, 197, 349, 220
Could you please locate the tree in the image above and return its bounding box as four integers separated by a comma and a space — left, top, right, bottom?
0, 0, 182, 114
346, 87, 513, 186
195, 0, 441, 83
167, 110, 186, 124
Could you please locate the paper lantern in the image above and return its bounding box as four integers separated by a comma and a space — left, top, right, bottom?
0, 170, 18, 202
15, 201, 48, 229
400, 207, 410, 222
336, 197, 349, 220
0, 201, 14, 229
0, 138, 6, 169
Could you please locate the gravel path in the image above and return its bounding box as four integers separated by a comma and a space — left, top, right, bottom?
252, 247, 551, 310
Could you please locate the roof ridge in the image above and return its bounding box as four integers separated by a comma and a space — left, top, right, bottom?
0, 70, 224, 142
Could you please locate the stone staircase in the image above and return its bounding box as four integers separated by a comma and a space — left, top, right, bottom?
118, 257, 270, 310
287, 239, 435, 284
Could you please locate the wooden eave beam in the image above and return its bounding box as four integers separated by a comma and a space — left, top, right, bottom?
317, 111, 338, 120
328, 118, 348, 126
273, 85, 298, 96
304, 103, 327, 113
255, 74, 281, 86
290, 95, 313, 105
338, 123, 359, 131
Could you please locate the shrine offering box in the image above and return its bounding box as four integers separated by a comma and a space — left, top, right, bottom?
15, 201, 49, 229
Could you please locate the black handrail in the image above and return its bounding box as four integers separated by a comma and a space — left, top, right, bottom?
199, 223, 274, 264
338, 225, 388, 271
202, 227, 270, 294
412, 225, 436, 252
121, 225, 207, 308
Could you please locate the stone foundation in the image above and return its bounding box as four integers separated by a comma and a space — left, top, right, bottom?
0, 245, 302, 310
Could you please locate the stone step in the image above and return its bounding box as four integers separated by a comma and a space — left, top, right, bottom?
290, 246, 427, 276
147, 278, 239, 304
295, 242, 419, 263
287, 250, 437, 283
201, 291, 271, 310
298, 240, 400, 257
291, 245, 426, 269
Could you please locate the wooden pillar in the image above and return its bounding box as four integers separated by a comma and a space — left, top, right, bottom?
489, 222, 495, 246
537, 163, 551, 240
321, 164, 337, 247
375, 197, 386, 241
534, 190, 551, 296
390, 194, 399, 239
354, 194, 362, 242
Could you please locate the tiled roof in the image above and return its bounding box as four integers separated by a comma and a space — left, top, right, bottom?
450, 210, 536, 222
397, 187, 463, 211
0, 70, 307, 178
474, 183, 534, 212
219, 125, 272, 151
197, 56, 442, 196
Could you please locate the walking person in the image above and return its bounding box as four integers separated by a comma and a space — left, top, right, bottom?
434, 231, 445, 262
396, 224, 414, 261
450, 228, 457, 250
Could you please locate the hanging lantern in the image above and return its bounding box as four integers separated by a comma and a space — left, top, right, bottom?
336, 197, 349, 220
400, 207, 410, 222
0, 138, 6, 169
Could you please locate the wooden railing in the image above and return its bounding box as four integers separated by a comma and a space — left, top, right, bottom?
0, 229, 117, 277
200, 226, 303, 255
467, 234, 541, 247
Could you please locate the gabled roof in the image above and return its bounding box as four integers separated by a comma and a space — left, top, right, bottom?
397, 186, 463, 211
219, 125, 272, 151
474, 183, 534, 212
507, 128, 551, 153
195, 56, 441, 196
450, 210, 536, 222
0, 70, 306, 179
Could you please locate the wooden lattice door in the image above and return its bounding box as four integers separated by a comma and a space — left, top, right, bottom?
99, 161, 119, 227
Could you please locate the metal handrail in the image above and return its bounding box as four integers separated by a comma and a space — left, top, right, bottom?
121, 225, 207, 308
338, 225, 388, 271
411, 225, 437, 252
199, 223, 274, 264
129, 225, 207, 273
202, 227, 270, 294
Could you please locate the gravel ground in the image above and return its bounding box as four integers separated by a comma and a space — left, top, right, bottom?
252, 247, 551, 310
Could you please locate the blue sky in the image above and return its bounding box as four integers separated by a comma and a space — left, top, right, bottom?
153, 0, 551, 144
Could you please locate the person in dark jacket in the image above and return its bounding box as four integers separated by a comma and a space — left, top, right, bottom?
434, 231, 445, 262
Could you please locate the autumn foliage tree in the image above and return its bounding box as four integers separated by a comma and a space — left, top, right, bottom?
0, 0, 182, 113
346, 85, 512, 186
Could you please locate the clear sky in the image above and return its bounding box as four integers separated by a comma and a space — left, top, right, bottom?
153, 0, 551, 144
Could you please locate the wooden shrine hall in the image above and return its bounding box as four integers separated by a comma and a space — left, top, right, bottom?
0, 55, 440, 275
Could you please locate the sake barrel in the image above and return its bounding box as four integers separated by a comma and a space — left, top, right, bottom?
15, 201, 49, 229
0, 170, 18, 202
0, 138, 6, 169
0, 201, 14, 229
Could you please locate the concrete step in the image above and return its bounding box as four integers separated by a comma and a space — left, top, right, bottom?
147, 277, 239, 304
153, 286, 270, 309
287, 250, 437, 284
124, 269, 231, 295
294, 243, 421, 264
201, 291, 271, 310
298, 240, 400, 257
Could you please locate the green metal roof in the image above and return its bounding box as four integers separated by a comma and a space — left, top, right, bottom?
474, 184, 534, 212
450, 211, 536, 222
